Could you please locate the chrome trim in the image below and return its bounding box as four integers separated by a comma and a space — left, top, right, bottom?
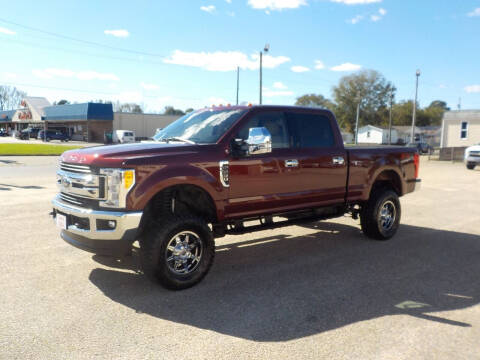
56, 169, 104, 199
285, 159, 299, 168
60, 162, 91, 174
332, 156, 345, 165
219, 161, 230, 188
59, 192, 83, 205
52, 195, 142, 241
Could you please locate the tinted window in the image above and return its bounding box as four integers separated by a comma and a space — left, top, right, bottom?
236, 111, 290, 149
287, 112, 334, 148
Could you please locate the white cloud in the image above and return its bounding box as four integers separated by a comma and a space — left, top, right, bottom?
331, 0, 381, 4
104, 29, 129, 38
291, 65, 310, 72
330, 62, 362, 71
1, 72, 18, 80
225, 0, 232, 3
140, 82, 159, 90
200, 5, 216, 13
32, 68, 119, 81
0, 27, 16, 35
348, 15, 364, 24
263, 90, 294, 97
370, 15, 381, 21
379, 8, 387, 15
371, 7, 386, 21
314, 60, 325, 70
273, 81, 288, 89
468, 8, 480, 17
465, 85, 480, 93
77, 71, 119, 81
164, 50, 290, 71
247, 0, 307, 11
227, 11, 236, 16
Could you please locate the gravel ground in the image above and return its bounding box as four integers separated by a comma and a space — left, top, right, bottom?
0, 156, 479, 360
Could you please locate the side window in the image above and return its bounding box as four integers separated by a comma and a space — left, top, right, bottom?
461, 122, 468, 139
287, 112, 335, 148
236, 112, 290, 149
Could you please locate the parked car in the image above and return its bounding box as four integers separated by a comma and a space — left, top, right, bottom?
408, 142, 433, 154
112, 130, 136, 143
18, 128, 41, 140
38, 130, 70, 142
0, 129, 9, 137
52, 105, 421, 290
465, 143, 480, 170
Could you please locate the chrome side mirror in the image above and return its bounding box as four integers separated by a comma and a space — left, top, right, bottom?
246, 127, 272, 155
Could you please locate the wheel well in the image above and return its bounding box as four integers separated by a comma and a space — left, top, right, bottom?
140, 185, 217, 229
371, 170, 402, 196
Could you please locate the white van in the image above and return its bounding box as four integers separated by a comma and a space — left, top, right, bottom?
113, 130, 136, 144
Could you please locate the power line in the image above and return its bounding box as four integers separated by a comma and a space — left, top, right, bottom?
0, 17, 164, 57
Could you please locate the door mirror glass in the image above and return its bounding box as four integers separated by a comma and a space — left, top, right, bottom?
246, 127, 272, 155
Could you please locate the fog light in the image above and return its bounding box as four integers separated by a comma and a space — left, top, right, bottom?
108, 220, 116, 229
96, 219, 117, 230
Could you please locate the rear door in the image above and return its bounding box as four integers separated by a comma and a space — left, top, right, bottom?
284, 111, 348, 206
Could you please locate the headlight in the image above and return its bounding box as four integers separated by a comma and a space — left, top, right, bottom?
99, 168, 135, 208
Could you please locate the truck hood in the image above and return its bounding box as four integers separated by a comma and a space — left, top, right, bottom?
60, 142, 200, 167
466, 144, 480, 152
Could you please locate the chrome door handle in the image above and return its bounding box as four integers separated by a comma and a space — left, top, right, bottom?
285, 159, 299, 168
332, 156, 345, 165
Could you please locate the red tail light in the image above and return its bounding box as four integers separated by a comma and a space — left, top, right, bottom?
414, 153, 419, 178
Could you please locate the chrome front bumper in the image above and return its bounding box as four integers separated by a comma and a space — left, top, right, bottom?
52, 195, 143, 256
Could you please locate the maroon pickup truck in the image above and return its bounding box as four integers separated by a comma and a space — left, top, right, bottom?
52, 106, 420, 289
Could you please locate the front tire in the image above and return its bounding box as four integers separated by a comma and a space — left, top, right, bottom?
467, 163, 475, 170
140, 216, 215, 290
360, 189, 401, 240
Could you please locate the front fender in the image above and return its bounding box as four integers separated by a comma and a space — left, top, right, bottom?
127, 164, 226, 211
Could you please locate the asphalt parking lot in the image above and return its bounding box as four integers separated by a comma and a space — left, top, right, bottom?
1, 156, 479, 359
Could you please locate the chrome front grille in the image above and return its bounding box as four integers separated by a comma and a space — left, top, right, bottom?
59, 192, 84, 206
60, 161, 91, 174
57, 163, 105, 201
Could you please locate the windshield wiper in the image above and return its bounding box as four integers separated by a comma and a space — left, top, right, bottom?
160, 137, 196, 144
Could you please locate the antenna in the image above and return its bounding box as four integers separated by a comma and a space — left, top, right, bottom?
458, 97, 461, 110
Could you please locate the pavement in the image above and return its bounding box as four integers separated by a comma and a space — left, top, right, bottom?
0, 156, 479, 359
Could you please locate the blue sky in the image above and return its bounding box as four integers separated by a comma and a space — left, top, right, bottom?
0, 0, 479, 112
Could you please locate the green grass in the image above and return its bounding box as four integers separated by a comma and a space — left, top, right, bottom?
0, 144, 83, 155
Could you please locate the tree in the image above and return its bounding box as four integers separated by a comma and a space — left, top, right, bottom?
54, 99, 70, 105
295, 94, 335, 110
114, 102, 143, 113
0, 85, 26, 111
164, 106, 185, 116
422, 100, 450, 126
332, 70, 395, 132
185, 108, 194, 113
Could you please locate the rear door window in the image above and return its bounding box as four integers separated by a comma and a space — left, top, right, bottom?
286, 112, 335, 148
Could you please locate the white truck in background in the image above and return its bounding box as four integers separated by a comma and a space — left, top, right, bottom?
113, 130, 136, 144
465, 143, 480, 170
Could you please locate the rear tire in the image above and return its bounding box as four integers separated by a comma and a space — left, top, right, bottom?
466, 163, 475, 170
360, 189, 401, 241
140, 215, 215, 290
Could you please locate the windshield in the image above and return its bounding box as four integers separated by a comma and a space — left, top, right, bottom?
153, 109, 247, 144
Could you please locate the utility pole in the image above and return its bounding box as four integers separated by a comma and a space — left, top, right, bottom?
388, 91, 394, 145
411, 69, 420, 144
259, 44, 269, 105
236, 66, 239, 105
355, 101, 360, 144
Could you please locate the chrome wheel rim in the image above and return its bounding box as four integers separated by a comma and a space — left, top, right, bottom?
379, 200, 396, 231
165, 231, 203, 275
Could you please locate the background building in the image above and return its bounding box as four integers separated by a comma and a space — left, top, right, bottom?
441, 110, 480, 148
114, 113, 181, 139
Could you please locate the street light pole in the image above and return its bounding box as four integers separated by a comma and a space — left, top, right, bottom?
236, 66, 239, 105
259, 44, 269, 105
388, 91, 394, 145
355, 102, 360, 145
411, 69, 421, 143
